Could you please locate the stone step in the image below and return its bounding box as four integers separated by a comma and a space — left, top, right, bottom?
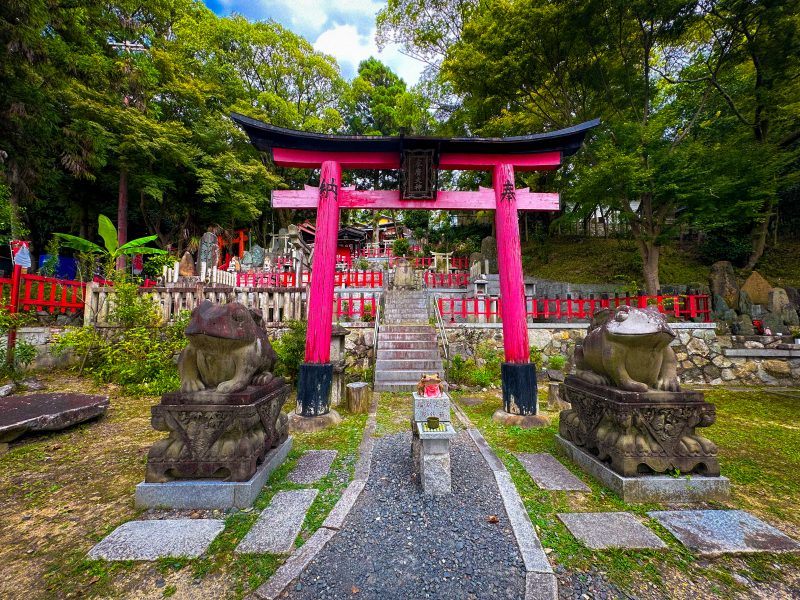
375, 349, 441, 360
374, 369, 445, 382
380, 325, 434, 331
376, 359, 444, 371
235, 489, 319, 554
378, 333, 436, 341
377, 341, 437, 350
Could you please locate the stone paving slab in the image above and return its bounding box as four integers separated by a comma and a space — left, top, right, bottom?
88, 519, 224, 561
0, 393, 109, 443
287, 450, 337, 484
558, 512, 667, 550
321, 480, 366, 530
515, 453, 590, 492
648, 510, 800, 556
236, 489, 319, 554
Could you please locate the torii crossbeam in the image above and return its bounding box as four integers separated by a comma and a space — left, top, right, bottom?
232, 113, 599, 427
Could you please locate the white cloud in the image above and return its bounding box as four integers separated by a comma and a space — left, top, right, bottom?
207, 0, 425, 84
313, 24, 425, 84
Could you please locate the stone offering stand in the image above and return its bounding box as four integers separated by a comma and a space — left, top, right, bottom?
411, 392, 456, 496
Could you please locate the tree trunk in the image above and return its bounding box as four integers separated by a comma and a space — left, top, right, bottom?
745, 197, 775, 270
116, 167, 128, 271
637, 240, 660, 295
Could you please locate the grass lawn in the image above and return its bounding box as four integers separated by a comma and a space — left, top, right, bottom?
453, 386, 800, 599
0, 373, 367, 599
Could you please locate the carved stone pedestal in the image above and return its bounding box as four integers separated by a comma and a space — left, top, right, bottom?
559, 376, 720, 477
145, 378, 290, 483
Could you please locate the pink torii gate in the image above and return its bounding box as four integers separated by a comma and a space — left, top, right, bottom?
233, 114, 598, 426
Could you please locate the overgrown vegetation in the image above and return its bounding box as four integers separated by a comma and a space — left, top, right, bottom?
52, 282, 188, 395
0, 311, 37, 379
272, 320, 307, 382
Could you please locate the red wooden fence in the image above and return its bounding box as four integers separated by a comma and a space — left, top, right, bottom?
354, 248, 393, 259
1, 266, 85, 314
437, 293, 711, 323
237, 270, 383, 288
424, 272, 470, 288
450, 256, 469, 270
334, 293, 378, 320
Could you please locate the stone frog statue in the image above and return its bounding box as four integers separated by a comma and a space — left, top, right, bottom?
575, 305, 680, 393
179, 300, 277, 394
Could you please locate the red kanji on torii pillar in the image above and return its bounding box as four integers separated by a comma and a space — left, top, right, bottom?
232, 113, 599, 428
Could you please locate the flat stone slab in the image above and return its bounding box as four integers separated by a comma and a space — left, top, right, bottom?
287, 450, 337, 484
515, 453, 590, 492
88, 519, 224, 561
556, 435, 730, 503
236, 488, 319, 554
458, 397, 482, 406
558, 512, 667, 550
648, 510, 800, 556
0, 393, 109, 443
136, 437, 292, 510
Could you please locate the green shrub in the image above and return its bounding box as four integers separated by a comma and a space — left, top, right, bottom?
0, 311, 37, 379
392, 238, 410, 257
447, 354, 472, 385
355, 258, 370, 271
529, 346, 545, 369
548, 355, 566, 370
273, 320, 307, 382
52, 288, 190, 395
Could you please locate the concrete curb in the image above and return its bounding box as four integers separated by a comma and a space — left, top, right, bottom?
248, 393, 379, 600
465, 426, 557, 600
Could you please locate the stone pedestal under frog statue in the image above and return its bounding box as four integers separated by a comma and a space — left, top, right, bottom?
144, 300, 290, 483
559, 306, 720, 478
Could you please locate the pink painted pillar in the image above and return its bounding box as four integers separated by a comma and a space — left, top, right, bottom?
494, 163, 538, 416
493, 163, 528, 363
305, 160, 341, 363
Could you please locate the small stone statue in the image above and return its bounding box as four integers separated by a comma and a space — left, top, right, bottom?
417, 373, 444, 398
575, 305, 679, 392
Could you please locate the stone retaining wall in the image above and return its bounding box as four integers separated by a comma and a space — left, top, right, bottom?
442, 324, 800, 386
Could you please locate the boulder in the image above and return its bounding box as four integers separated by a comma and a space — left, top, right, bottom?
736, 314, 755, 335
738, 290, 753, 318
784, 286, 800, 310
179, 251, 196, 277
762, 313, 786, 335
741, 271, 772, 306
781, 307, 799, 327
768, 288, 791, 313
709, 261, 739, 310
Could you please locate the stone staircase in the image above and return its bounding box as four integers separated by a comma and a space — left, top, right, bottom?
374, 290, 445, 392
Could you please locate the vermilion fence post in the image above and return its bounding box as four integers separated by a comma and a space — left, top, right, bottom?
6, 264, 22, 366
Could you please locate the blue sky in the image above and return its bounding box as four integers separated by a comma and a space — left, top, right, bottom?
203, 0, 426, 85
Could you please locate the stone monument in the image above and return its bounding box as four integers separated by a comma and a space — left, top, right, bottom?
196, 228, 220, 274
137, 301, 291, 508
557, 306, 728, 502
393, 257, 415, 289
480, 236, 498, 274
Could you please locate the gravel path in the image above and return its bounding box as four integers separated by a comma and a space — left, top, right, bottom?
284, 431, 527, 600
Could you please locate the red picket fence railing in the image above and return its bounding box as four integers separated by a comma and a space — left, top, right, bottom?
437, 293, 712, 323
390, 256, 434, 268
1, 266, 86, 314
450, 256, 469, 270
424, 272, 469, 288
334, 271, 383, 288
334, 293, 378, 321
237, 270, 383, 288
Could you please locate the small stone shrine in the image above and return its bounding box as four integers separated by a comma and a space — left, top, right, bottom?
411, 374, 456, 496
138, 301, 291, 508
558, 306, 726, 501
